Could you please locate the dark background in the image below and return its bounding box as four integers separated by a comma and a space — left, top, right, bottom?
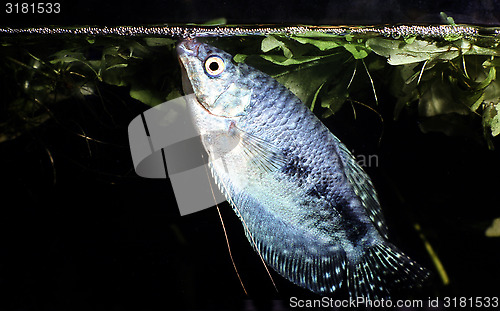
0, 0, 499, 27
2, 65, 500, 311
1, 1, 500, 311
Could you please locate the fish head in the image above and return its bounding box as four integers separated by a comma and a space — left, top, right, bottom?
177, 39, 252, 118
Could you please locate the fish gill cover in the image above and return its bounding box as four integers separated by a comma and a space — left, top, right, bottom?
1, 14, 500, 311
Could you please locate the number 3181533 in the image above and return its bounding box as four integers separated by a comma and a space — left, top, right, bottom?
6, 3, 61, 14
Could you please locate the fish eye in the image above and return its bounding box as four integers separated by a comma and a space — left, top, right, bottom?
204, 55, 225, 77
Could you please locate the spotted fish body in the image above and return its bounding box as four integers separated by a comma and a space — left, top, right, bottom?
177, 39, 429, 298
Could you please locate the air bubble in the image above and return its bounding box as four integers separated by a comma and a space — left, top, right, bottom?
0, 24, 482, 40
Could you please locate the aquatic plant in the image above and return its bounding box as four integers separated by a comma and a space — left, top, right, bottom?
1, 23, 499, 148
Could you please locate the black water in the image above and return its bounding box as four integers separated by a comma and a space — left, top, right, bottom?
1, 63, 499, 310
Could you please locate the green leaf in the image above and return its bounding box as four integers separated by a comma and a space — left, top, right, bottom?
261, 36, 293, 58
233, 54, 248, 63
294, 31, 345, 38
470, 93, 486, 112
320, 85, 349, 113
310, 82, 325, 112
470, 94, 486, 112
466, 64, 497, 111
105, 63, 128, 71
100, 56, 131, 86
483, 103, 500, 137
483, 58, 500, 67
485, 218, 500, 237
343, 43, 369, 59
102, 46, 120, 57
477, 66, 496, 91
262, 55, 348, 109
144, 38, 176, 47
440, 12, 456, 26
404, 36, 416, 44
49, 50, 87, 64
490, 104, 500, 136
461, 41, 500, 57
50, 50, 86, 61
260, 54, 329, 66
291, 37, 341, 51
367, 38, 461, 65
130, 88, 164, 107
49, 56, 84, 64
261, 36, 283, 52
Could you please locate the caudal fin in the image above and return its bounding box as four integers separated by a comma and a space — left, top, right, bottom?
347, 242, 430, 299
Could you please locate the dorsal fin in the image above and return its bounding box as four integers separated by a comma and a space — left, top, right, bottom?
331, 134, 389, 239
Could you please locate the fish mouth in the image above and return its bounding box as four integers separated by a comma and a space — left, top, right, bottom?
176, 38, 201, 58
177, 39, 214, 115
177, 39, 199, 96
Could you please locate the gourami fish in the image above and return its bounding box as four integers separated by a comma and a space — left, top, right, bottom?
177, 38, 429, 298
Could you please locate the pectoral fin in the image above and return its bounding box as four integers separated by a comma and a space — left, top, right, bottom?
230, 123, 287, 173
